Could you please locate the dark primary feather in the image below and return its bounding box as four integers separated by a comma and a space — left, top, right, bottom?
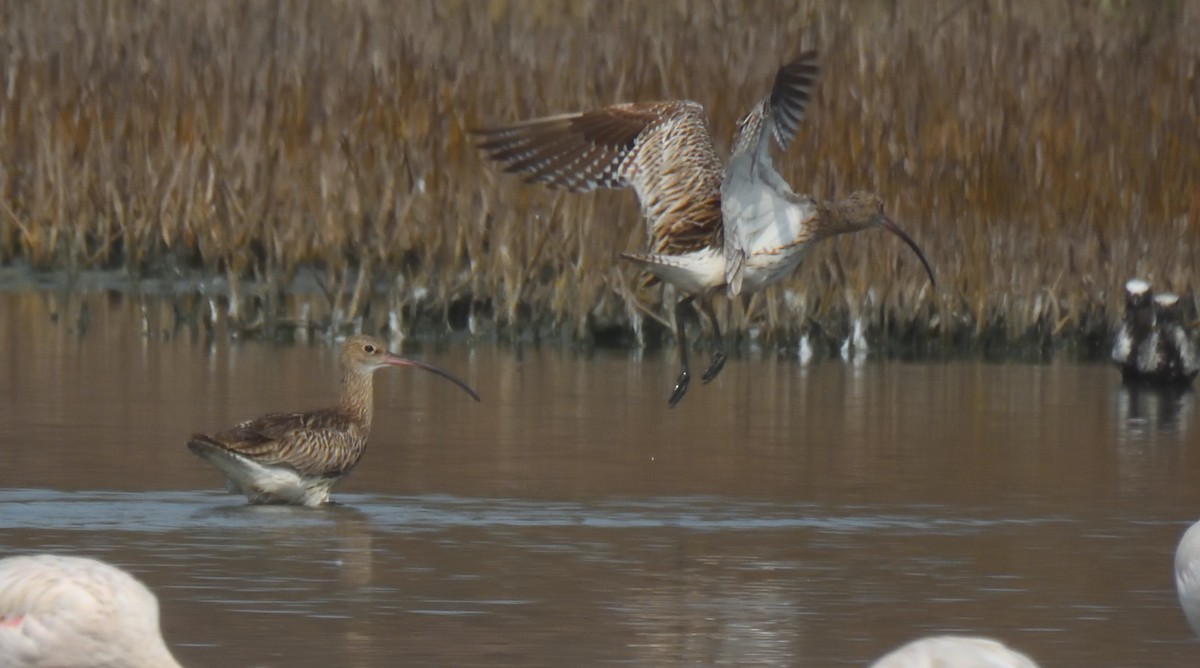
768, 51, 819, 151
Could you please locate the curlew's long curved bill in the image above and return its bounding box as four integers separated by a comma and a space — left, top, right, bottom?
879, 216, 936, 287
384, 355, 482, 402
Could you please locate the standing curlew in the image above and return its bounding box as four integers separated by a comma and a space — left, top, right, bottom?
474, 50, 935, 407
869, 635, 1040, 667
0, 554, 183, 668
188, 335, 480, 506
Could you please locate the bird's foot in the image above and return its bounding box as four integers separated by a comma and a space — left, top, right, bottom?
701, 352, 727, 384
668, 370, 691, 409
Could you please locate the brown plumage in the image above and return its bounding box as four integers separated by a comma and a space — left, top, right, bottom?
475, 50, 935, 408
474, 102, 725, 256
187, 335, 480, 506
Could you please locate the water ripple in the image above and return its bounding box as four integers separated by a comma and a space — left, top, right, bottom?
0, 489, 1067, 534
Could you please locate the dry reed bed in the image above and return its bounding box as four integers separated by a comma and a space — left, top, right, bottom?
1, 0, 1197, 353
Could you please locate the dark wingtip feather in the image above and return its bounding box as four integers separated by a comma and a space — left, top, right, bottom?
769, 50, 820, 150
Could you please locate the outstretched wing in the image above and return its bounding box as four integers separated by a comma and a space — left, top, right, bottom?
474, 101, 724, 256
722, 51, 820, 295
199, 410, 360, 477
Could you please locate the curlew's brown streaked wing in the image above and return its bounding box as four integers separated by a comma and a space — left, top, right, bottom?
473, 101, 725, 256
201, 409, 362, 478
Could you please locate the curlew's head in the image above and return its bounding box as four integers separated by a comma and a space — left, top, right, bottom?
830, 192, 936, 287
341, 335, 480, 401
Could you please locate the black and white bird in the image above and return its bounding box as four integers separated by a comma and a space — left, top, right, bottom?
1112, 278, 1197, 386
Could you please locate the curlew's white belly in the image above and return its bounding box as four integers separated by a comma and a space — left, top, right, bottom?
722, 163, 820, 295
197, 444, 336, 506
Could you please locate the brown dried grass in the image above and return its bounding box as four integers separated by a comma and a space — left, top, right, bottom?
1, 0, 1197, 354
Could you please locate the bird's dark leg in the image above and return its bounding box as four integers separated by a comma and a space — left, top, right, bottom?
668, 296, 695, 408
699, 298, 727, 384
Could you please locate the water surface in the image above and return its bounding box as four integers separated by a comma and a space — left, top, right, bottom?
0, 292, 1197, 666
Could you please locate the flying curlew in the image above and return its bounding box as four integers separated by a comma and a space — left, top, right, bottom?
475, 50, 935, 407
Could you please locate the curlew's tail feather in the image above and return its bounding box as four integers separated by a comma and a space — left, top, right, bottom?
619, 250, 725, 297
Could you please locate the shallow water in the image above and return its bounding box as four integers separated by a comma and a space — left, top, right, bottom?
1, 291, 1198, 667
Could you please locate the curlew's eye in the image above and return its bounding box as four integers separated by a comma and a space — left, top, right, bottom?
363, 344, 376, 354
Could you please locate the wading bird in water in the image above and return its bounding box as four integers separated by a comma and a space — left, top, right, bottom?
1111, 278, 1199, 387
188, 335, 480, 506
474, 50, 935, 407
0, 554, 183, 668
